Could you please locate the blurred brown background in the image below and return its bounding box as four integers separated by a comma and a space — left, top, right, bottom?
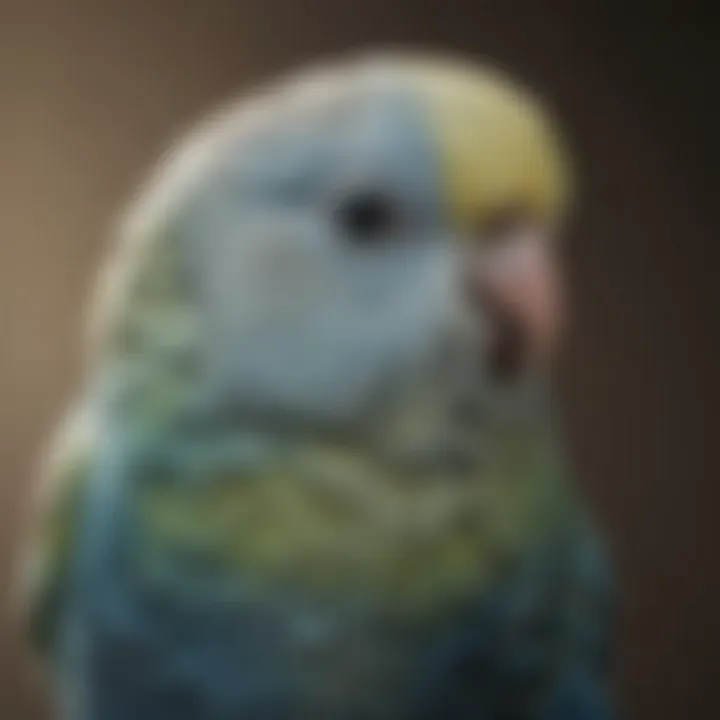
1, 1, 716, 718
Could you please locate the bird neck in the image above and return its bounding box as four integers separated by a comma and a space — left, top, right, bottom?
128, 383, 568, 617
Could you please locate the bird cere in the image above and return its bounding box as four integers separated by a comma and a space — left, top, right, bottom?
23, 53, 612, 719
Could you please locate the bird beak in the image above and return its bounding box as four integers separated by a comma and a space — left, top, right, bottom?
464, 224, 564, 379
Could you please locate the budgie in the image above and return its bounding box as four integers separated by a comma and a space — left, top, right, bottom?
23, 54, 613, 719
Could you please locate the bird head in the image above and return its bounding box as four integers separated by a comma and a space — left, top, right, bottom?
92, 54, 570, 446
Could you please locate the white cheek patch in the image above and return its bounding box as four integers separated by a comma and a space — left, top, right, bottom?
178, 81, 464, 424
196, 210, 458, 424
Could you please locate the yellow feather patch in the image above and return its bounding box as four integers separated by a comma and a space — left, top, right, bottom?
138, 432, 560, 617
407, 59, 570, 232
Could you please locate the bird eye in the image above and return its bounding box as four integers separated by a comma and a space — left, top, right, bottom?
334, 191, 400, 245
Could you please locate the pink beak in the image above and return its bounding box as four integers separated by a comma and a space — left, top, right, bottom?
465, 226, 564, 377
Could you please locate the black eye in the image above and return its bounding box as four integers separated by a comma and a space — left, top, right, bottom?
334, 191, 399, 244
